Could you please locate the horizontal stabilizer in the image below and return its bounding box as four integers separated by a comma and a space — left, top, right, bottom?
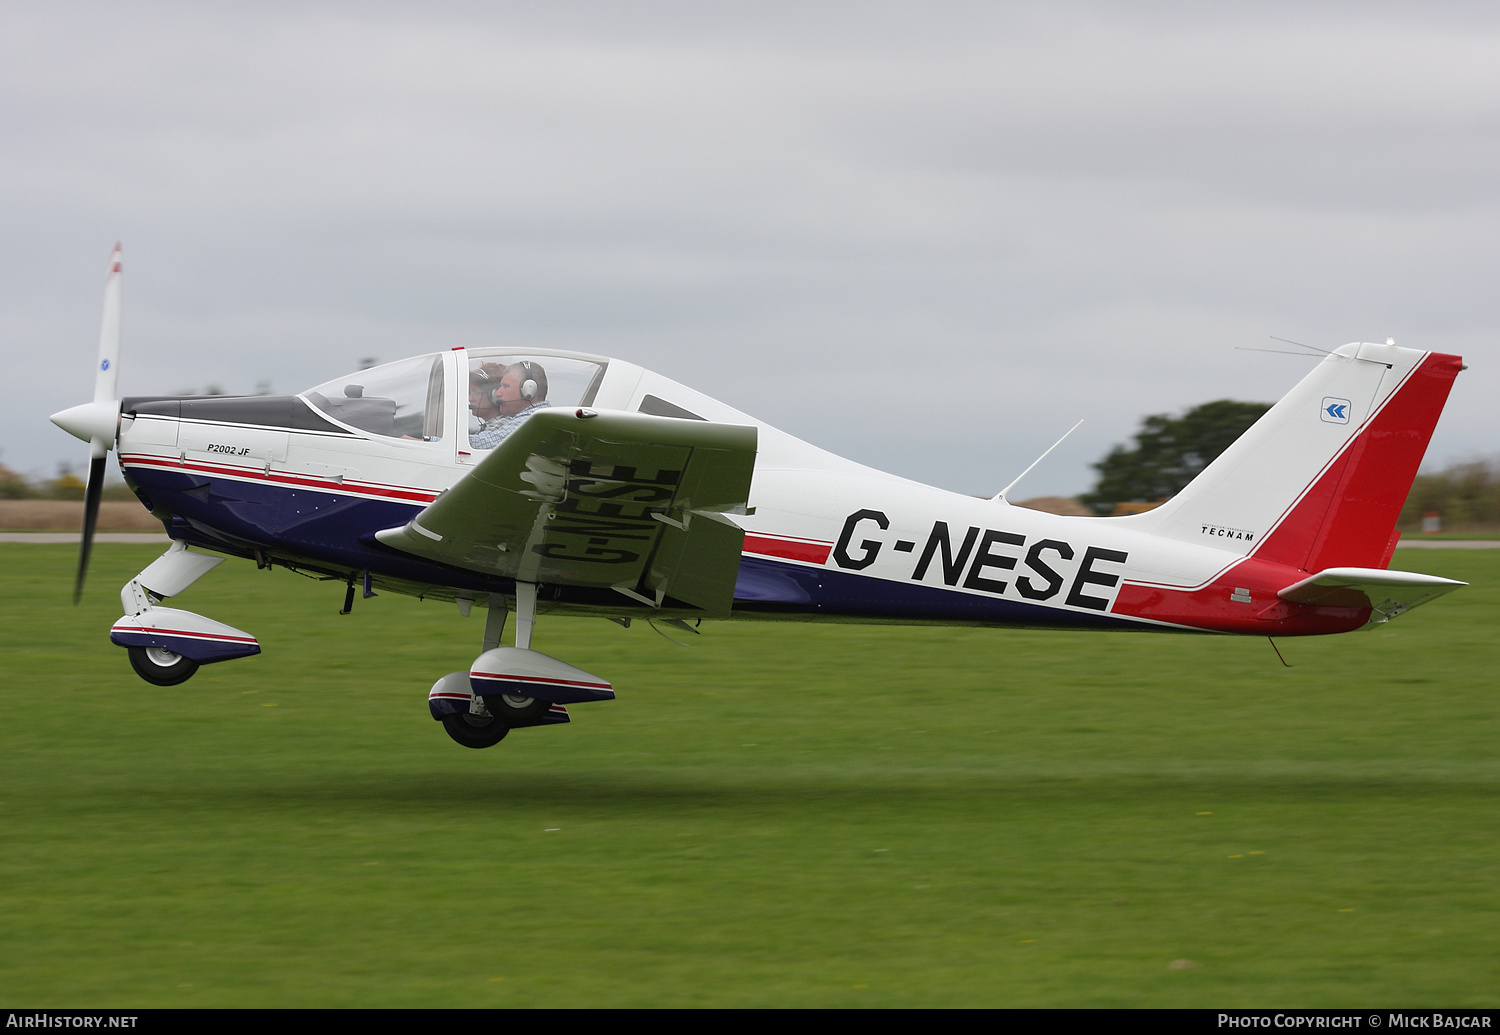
1277, 567, 1466, 623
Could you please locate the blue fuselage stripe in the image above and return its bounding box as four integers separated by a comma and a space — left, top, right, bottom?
125, 466, 1136, 630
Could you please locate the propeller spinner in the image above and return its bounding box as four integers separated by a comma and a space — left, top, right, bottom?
50, 244, 125, 603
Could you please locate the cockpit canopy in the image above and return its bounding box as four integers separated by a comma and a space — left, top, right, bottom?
299, 351, 608, 448
461, 352, 606, 449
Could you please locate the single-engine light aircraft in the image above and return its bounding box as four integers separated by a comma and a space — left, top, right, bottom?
52, 246, 1468, 748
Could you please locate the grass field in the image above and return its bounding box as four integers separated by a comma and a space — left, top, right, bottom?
1, 544, 1496, 1007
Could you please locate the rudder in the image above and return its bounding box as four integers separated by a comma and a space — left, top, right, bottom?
1131, 342, 1463, 572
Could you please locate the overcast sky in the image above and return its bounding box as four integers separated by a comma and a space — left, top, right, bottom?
4, 1, 1496, 499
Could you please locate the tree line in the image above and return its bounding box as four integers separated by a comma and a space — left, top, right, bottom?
9, 411, 1495, 532
1398, 459, 1500, 532
1080, 401, 1496, 532
0, 462, 134, 502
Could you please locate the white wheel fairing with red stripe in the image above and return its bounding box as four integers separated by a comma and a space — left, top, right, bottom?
467, 647, 615, 705
50, 251, 1462, 752
109, 607, 260, 664
427, 671, 571, 728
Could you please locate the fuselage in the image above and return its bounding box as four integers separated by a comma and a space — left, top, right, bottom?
114, 346, 1404, 637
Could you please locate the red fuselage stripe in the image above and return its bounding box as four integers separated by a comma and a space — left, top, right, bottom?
742, 534, 832, 564
111, 625, 258, 644
470, 672, 612, 690
118, 453, 441, 504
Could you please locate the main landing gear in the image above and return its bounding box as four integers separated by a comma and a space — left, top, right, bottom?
429, 582, 615, 749
440, 702, 511, 749
438, 690, 549, 751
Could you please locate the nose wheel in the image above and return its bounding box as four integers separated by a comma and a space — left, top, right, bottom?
127, 645, 200, 686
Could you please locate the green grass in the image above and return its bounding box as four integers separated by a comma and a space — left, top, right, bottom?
1399, 531, 1500, 540
1, 544, 1496, 1007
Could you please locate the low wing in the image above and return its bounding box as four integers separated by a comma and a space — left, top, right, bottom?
1278, 566, 1466, 623
374, 408, 757, 615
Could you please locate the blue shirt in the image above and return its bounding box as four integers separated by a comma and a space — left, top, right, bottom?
470, 401, 551, 449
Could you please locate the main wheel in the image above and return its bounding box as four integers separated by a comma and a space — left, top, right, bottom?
441, 705, 511, 749
486, 693, 549, 722
128, 645, 200, 687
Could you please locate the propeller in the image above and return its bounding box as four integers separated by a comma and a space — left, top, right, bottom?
50, 244, 125, 603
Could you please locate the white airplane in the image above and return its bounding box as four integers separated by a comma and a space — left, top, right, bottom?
52, 246, 1468, 749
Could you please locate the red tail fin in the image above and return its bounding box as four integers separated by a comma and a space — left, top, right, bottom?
1132, 343, 1463, 573
1253, 350, 1463, 572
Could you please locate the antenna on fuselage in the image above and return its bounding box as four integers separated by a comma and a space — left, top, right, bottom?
993, 418, 1084, 504
1234, 335, 1336, 358
1237, 335, 1398, 367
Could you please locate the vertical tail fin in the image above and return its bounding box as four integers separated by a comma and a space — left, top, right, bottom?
1132, 342, 1462, 572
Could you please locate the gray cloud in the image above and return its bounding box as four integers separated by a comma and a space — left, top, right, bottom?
4, 1, 1495, 498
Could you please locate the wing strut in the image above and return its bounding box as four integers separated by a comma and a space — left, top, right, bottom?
514, 581, 537, 650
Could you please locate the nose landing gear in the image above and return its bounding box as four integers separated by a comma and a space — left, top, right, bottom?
111, 543, 260, 685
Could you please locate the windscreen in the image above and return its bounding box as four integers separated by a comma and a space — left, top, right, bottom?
300, 354, 446, 441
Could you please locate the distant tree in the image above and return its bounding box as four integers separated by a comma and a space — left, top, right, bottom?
101, 479, 139, 502
0, 462, 32, 499
1081, 399, 1273, 515
48, 468, 87, 501
1399, 459, 1500, 531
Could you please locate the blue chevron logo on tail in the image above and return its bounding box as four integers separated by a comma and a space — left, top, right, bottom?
1321, 397, 1351, 424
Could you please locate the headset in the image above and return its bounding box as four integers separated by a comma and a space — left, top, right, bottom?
516, 361, 539, 403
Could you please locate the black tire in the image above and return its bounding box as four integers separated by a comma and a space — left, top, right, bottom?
486, 693, 549, 722
441, 707, 511, 749
128, 645, 200, 687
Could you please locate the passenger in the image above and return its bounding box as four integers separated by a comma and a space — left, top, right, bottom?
469, 360, 550, 449
468, 362, 507, 439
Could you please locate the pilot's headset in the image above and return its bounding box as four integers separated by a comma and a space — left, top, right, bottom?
515, 361, 539, 403
511, 361, 547, 404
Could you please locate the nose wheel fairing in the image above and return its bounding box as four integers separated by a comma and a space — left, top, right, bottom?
112, 543, 261, 679
110, 608, 261, 665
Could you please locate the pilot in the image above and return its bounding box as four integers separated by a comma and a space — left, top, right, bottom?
469, 360, 550, 449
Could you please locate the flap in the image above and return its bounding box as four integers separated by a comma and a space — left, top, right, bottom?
374, 408, 757, 615
1278, 566, 1466, 621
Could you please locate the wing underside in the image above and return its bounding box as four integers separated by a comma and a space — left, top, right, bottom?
374, 409, 757, 615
